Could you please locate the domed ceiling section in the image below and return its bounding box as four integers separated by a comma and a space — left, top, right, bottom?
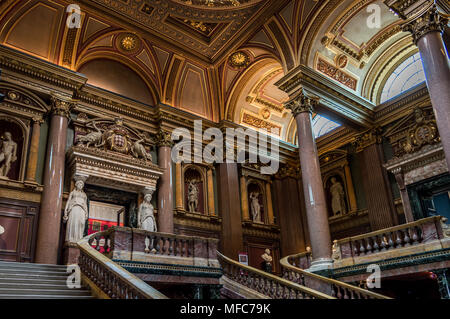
305, 0, 416, 103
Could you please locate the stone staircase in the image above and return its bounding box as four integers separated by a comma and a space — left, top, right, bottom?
0, 261, 94, 299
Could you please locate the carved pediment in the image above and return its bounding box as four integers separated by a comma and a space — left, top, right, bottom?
384, 105, 440, 158
320, 149, 348, 170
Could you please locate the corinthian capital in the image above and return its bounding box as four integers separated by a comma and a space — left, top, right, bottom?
50, 96, 74, 119
385, 1, 448, 44
284, 88, 318, 117
156, 129, 174, 147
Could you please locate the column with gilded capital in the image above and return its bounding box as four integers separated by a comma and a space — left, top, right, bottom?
35, 96, 72, 264
156, 129, 174, 233
385, 1, 450, 169
285, 89, 332, 270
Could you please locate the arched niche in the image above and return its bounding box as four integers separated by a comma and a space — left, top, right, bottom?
183, 165, 206, 215
0, 117, 28, 181
78, 58, 156, 106
247, 179, 265, 224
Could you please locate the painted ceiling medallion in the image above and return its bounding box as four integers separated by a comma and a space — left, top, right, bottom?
116, 33, 141, 54
229, 51, 250, 68
261, 108, 271, 120
335, 54, 348, 69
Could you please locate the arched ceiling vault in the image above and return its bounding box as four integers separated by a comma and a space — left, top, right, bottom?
0, 0, 441, 133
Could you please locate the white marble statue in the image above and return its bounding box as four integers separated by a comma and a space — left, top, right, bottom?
63, 180, 88, 243
330, 177, 346, 215
0, 132, 18, 178
138, 193, 157, 232
187, 180, 199, 213
250, 192, 261, 222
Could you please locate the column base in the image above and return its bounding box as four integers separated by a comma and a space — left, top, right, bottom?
307, 258, 333, 272
63, 242, 80, 265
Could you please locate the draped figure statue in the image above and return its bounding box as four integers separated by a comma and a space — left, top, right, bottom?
330, 177, 346, 215
138, 193, 157, 232
63, 180, 88, 243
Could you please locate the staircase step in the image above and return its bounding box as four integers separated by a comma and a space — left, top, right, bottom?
0, 288, 91, 296
0, 273, 71, 281
0, 282, 75, 290
0, 294, 95, 299
0, 266, 68, 274
0, 261, 68, 271
0, 277, 68, 285
0, 268, 68, 276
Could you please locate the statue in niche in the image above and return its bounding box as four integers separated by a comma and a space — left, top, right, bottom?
63, 180, 89, 243
138, 193, 157, 232
261, 248, 273, 273
330, 177, 346, 215
131, 138, 152, 161
76, 121, 104, 148
250, 192, 261, 223
0, 132, 17, 178
187, 180, 199, 213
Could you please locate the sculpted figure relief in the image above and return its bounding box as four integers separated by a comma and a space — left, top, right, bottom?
330, 177, 346, 215
0, 132, 17, 178
250, 192, 261, 223
138, 193, 157, 232
132, 138, 152, 161
76, 121, 104, 148
63, 180, 88, 243
187, 180, 199, 213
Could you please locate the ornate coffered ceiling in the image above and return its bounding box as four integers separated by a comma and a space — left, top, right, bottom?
78, 0, 285, 63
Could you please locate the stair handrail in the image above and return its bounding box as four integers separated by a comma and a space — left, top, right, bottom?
217, 251, 334, 299
280, 255, 391, 299
77, 229, 168, 299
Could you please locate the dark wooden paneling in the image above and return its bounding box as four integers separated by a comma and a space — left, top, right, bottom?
0, 197, 39, 262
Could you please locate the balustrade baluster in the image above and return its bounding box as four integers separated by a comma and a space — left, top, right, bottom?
366, 238, 372, 253
359, 240, 366, 255
411, 227, 419, 245
395, 231, 403, 247
373, 236, 380, 252
404, 229, 411, 246
387, 233, 394, 249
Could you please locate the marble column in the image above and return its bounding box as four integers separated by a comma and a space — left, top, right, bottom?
356, 128, 398, 230
156, 130, 174, 234
35, 97, 71, 264
217, 162, 243, 259
175, 162, 183, 210
240, 174, 250, 221
386, 2, 450, 170
392, 167, 414, 223
265, 182, 274, 224
344, 163, 357, 212
285, 89, 332, 270
25, 118, 43, 183
207, 166, 215, 216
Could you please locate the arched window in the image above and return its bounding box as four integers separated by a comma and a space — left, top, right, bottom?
380, 53, 426, 103
312, 114, 341, 138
